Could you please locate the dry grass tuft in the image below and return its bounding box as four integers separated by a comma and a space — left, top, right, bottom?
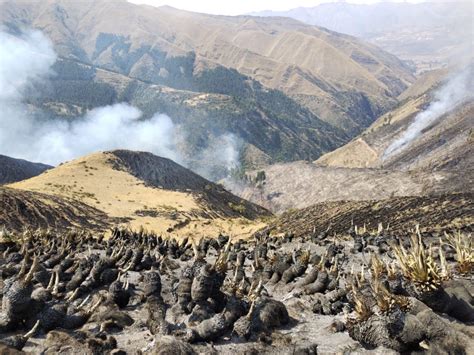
370, 253, 385, 279
392, 231, 448, 292
370, 278, 410, 314
444, 231, 473, 275
351, 285, 373, 321
299, 250, 311, 265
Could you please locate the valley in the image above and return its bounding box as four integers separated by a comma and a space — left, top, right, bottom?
226, 67, 473, 212
0, 0, 417, 176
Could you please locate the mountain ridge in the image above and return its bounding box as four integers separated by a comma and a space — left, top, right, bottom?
315, 67, 474, 171
226, 67, 473, 213
0, 155, 52, 185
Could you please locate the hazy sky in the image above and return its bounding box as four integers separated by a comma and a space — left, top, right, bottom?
128, 0, 432, 15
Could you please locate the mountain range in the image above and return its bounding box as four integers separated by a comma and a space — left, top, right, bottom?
250, 2, 473, 74
0, 0, 417, 177
0, 0, 471, 235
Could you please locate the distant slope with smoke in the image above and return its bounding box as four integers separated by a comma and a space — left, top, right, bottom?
315, 65, 474, 172
0, 27, 346, 179
0, 30, 179, 165
382, 66, 473, 161
226, 66, 473, 213
0, 30, 257, 179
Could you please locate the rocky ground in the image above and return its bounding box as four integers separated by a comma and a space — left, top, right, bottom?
0, 222, 472, 354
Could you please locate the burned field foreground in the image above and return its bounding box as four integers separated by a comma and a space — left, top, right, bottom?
0, 223, 472, 354
265, 193, 474, 237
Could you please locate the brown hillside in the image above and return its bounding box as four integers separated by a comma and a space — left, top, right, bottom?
227, 161, 469, 213
315, 68, 473, 171
0, 0, 415, 133
227, 68, 473, 213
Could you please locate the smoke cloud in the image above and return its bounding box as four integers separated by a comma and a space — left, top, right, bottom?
383, 65, 474, 160
0, 29, 240, 179
191, 134, 242, 179
32, 104, 181, 166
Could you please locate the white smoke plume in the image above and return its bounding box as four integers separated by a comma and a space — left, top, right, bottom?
383, 66, 474, 160
0, 29, 240, 179
32, 104, 181, 166
191, 134, 242, 179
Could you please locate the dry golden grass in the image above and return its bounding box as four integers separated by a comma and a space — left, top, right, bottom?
315, 138, 379, 168
351, 285, 373, 321
392, 230, 449, 291
370, 253, 385, 279
9, 152, 266, 239
370, 95, 425, 131
443, 231, 473, 275
11, 152, 198, 216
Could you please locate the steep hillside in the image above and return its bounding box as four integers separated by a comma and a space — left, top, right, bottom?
0, 155, 52, 184
226, 67, 473, 212
226, 67, 473, 213
251, 2, 472, 74
8, 150, 270, 237
0, 0, 415, 140
32, 57, 347, 172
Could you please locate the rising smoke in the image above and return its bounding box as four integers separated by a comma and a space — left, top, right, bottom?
383, 65, 474, 160
0, 29, 240, 179
190, 134, 242, 180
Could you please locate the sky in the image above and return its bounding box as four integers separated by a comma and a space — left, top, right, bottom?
127, 0, 433, 15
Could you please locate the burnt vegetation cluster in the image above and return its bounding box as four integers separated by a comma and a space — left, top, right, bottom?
0, 223, 471, 354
